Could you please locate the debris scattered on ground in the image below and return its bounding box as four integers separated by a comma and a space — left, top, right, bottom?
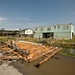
0, 40, 62, 66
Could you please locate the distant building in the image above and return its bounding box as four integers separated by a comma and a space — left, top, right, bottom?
20, 29, 34, 37
0, 29, 20, 36
32, 23, 74, 39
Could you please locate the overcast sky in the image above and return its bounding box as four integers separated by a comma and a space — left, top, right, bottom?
0, 0, 75, 30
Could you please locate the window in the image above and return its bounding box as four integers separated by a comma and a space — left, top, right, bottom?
54, 26, 56, 29
26, 31, 28, 33
58, 26, 60, 28
29, 31, 30, 33
35, 28, 37, 31
47, 27, 51, 30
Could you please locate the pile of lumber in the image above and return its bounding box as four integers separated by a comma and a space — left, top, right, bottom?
15, 41, 62, 62
0, 40, 62, 65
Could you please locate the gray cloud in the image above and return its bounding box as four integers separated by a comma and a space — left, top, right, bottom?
0, 17, 7, 22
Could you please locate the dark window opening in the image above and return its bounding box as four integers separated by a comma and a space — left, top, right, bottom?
29, 31, 30, 33
43, 32, 54, 38
54, 26, 56, 29
35, 28, 37, 31
47, 27, 51, 30
58, 26, 60, 28
72, 32, 74, 38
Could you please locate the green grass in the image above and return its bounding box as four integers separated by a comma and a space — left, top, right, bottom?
56, 36, 75, 43
59, 39, 75, 43
58, 51, 75, 57
0, 36, 7, 42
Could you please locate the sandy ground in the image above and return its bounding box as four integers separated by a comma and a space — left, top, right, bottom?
0, 62, 23, 75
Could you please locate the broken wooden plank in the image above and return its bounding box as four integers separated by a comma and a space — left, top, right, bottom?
0, 56, 21, 60
39, 48, 62, 65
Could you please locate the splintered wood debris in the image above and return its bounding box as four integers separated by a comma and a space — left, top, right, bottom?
0, 40, 62, 65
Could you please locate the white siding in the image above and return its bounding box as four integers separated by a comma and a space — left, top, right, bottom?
25, 29, 34, 35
